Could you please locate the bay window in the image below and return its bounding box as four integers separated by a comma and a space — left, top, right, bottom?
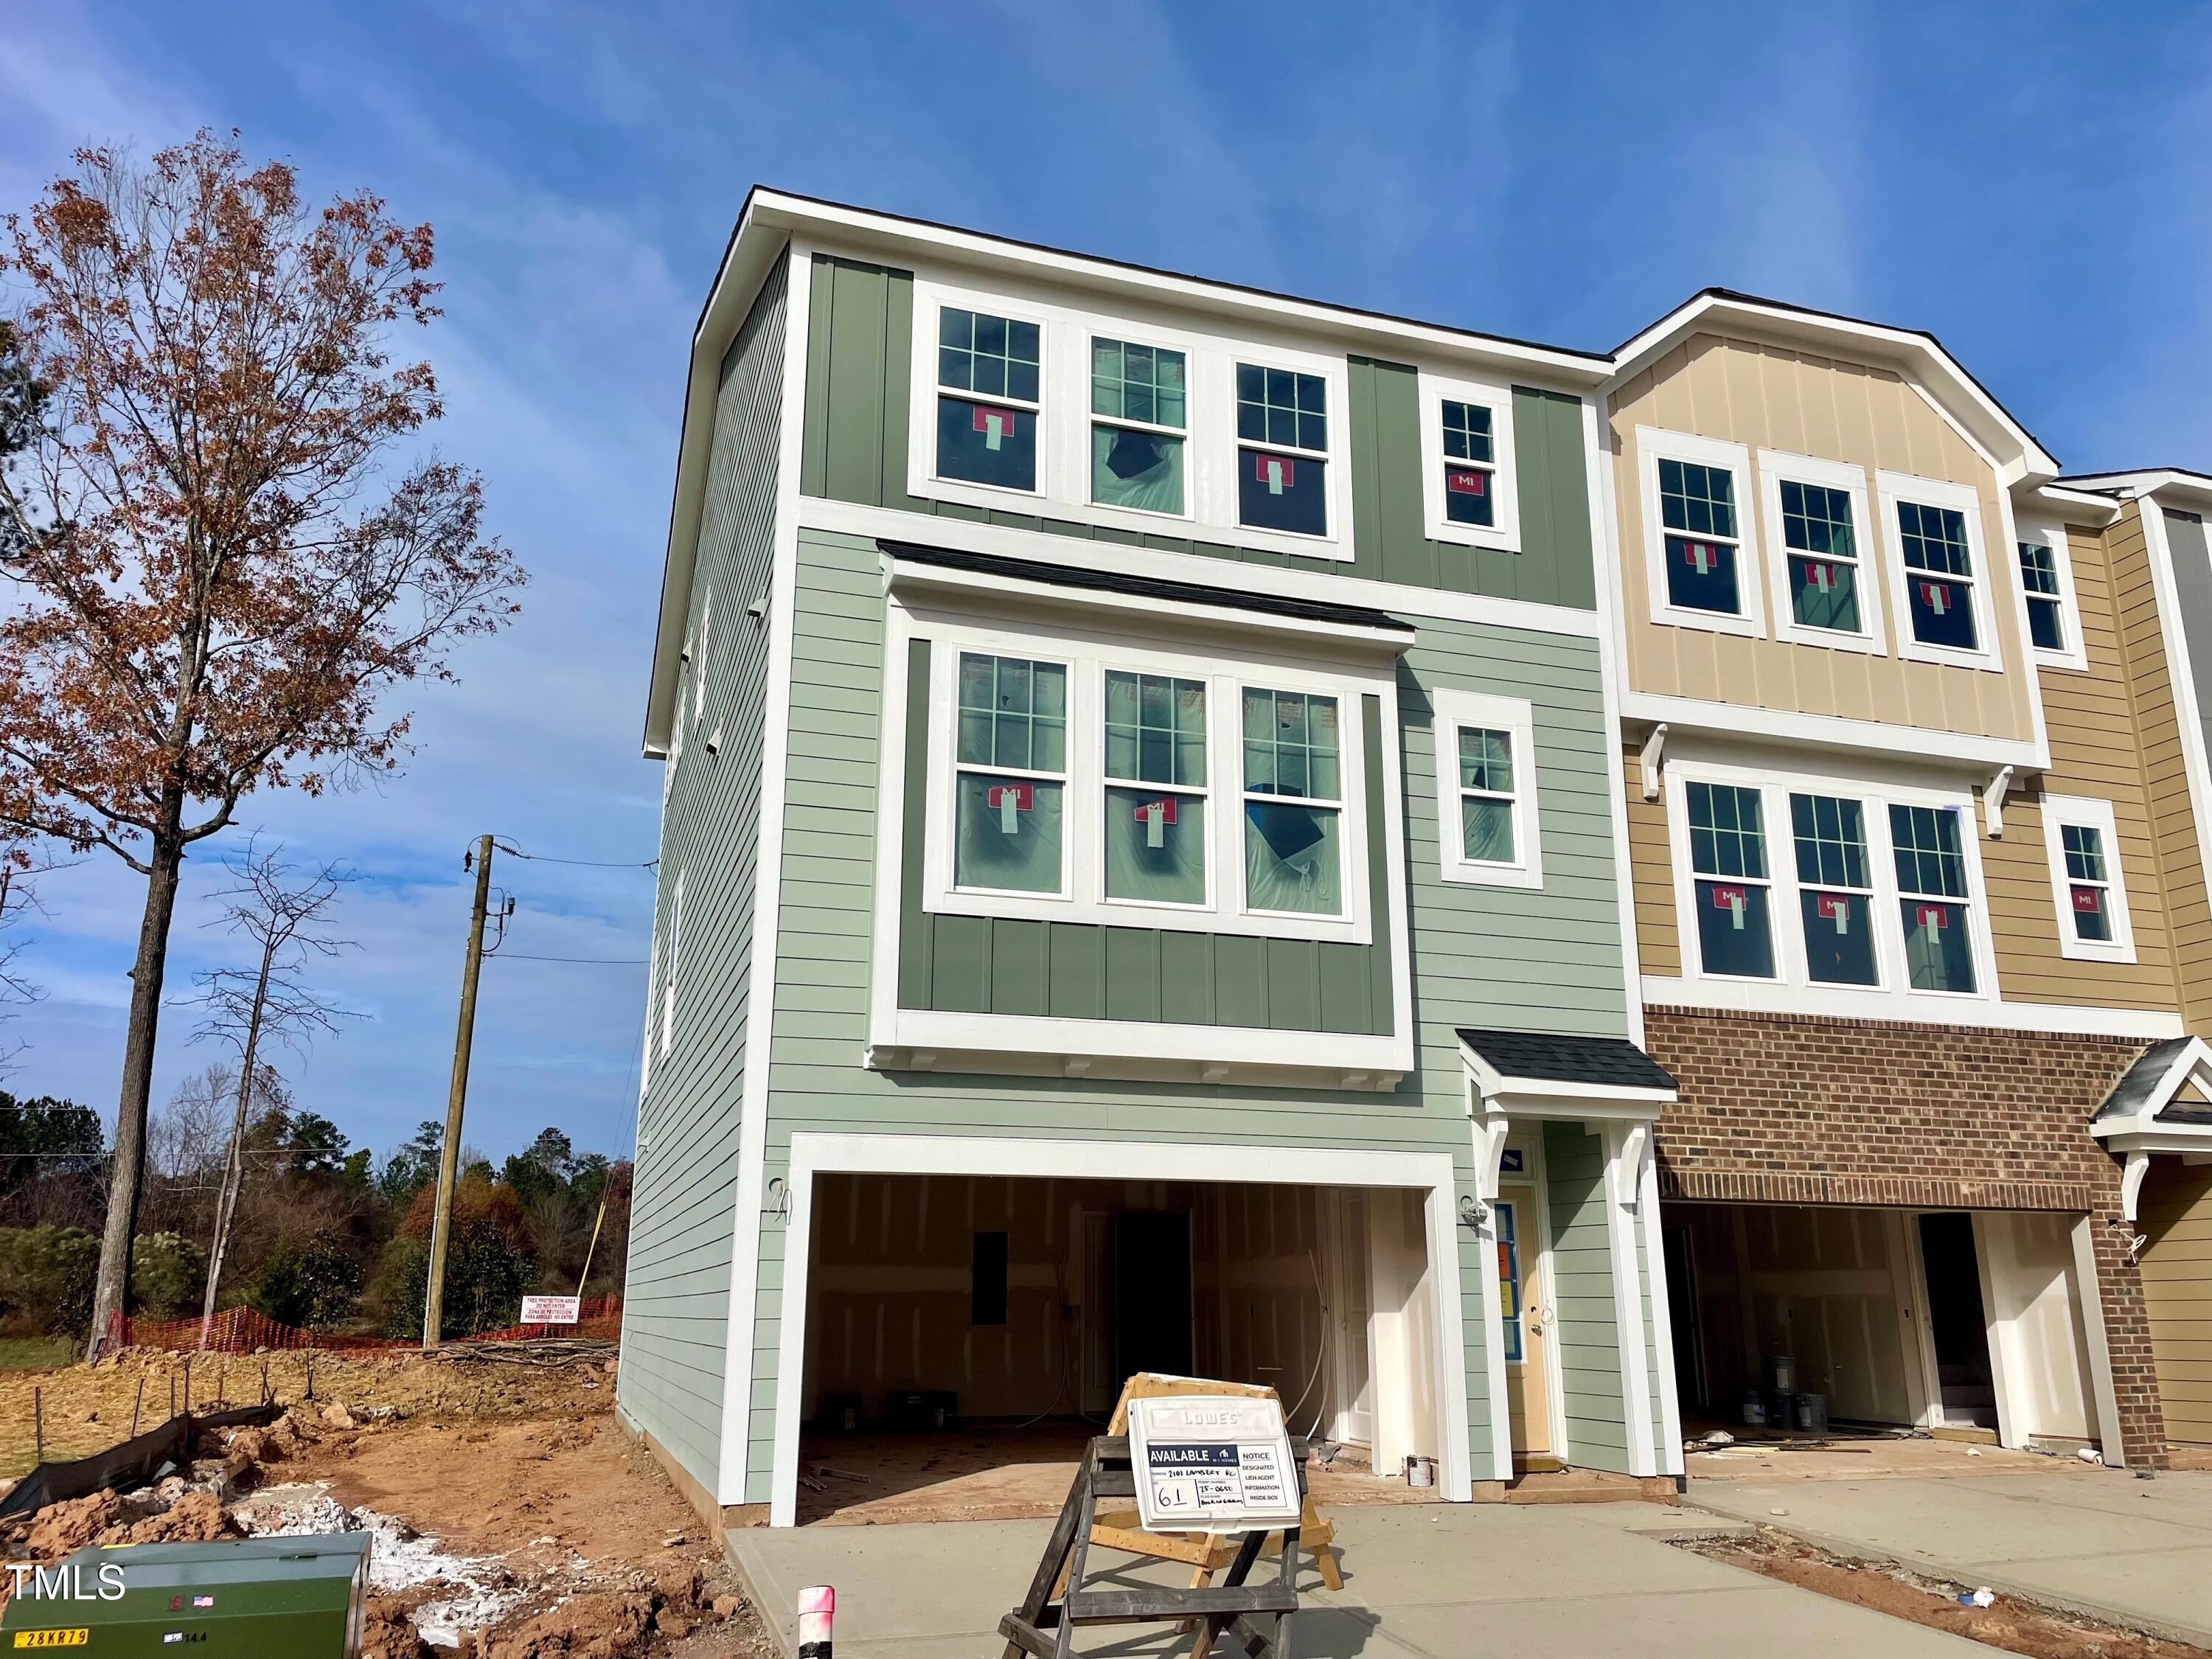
1688, 781, 1774, 978
1242, 689, 1342, 915
953, 652, 1067, 895
1104, 671, 1208, 905
1890, 803, 1976, 993
1791, 793, 1878, 986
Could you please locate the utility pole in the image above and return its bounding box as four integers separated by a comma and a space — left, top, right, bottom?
424, 835, 495, 1347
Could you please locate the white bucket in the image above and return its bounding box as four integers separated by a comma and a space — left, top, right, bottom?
1403, 1455, 1436, 1488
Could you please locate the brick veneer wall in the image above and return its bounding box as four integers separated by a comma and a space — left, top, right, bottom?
1643, 1005, 2168, 1468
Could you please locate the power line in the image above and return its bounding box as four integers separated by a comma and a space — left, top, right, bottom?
492, 841, 656, 871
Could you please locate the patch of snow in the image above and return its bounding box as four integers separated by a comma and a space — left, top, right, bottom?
234, 1482, 524, 1644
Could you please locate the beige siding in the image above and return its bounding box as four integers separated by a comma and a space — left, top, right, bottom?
2108, 504, 2212, 1031
1622, 739, 1680, 977
1986, 517, 2179, 1010
2140, 1160, 2212, 1447
1609, 333, 2037, 743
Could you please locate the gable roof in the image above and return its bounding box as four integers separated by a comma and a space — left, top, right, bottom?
1457, 1028, 1677, 1094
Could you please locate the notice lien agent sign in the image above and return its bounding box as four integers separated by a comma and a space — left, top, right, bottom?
519, 1295, 580, 1325
1127, 1394, 1300, 1535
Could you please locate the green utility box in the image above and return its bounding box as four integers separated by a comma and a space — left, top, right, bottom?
1, 1533, 370, 1655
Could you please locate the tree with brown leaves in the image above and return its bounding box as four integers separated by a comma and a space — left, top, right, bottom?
0, 132, 526, 1352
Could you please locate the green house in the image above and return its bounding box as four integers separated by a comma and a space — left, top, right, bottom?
618, 189, 1684, 1526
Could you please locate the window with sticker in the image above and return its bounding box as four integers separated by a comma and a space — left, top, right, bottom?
936, 307, 1041, 492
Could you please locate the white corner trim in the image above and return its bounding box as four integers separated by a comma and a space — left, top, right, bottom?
1590, 392, 1648, 1048
1876, 469, 2007, 675
1753, 448, 1888, 655
1430, 688, 1543, 889
1635, 427, 1767, 639
2139, 503, 2212, 944
768, 1133, 1476, 1524
2039, 793, 2138, 964
1638, 1152, 1686, 1476
716, 241, 813, 1509
1416, 366, 1521, 552
1603, 1122, 1658, 1477
2068, 1214, 2127, 1470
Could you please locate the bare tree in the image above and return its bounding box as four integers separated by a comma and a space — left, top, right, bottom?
186, 835, 358, 1343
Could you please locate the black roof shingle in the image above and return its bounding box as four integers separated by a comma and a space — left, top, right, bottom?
1457, 1029, 1676, 1093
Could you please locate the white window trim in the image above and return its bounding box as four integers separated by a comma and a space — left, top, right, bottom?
917, 610, 1379, 945
661, 869, 685, 1055
1755, 448, 1887, 654
1877, 470, 2006, 673
2041, 793, 2136, 963
906, 273, 1354, 560
1431, 688, 1542, 889
1666, 759, 1998, 1010
1636, 427, 1766, 639
1417, 369, 1520, 552
2015, 516, 2088, 672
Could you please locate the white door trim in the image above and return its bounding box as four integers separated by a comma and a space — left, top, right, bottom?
768, 1132, 1473, 1526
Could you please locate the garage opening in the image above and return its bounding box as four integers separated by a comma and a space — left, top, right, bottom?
1661, 1200, 2101, 1453
793, 1172, 1444, 1524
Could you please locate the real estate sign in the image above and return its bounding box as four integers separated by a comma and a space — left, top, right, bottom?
1126, 1393, 1300, 1535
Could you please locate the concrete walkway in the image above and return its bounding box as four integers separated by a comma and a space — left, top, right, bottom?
1688, 1469, 2212, 1646
729, 1502, 1989, 1658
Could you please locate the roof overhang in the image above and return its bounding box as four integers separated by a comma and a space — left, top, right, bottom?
883, 540, 1416, 655
2016, 480, 2124, 529
1457, 1034, 1677, 1123
2059, 468, 2212, 510
1606, 289, 2059, 484
2092, 1036, 2212, 1221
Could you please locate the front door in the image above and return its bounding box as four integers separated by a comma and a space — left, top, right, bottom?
1497, 1189, 1555, 1464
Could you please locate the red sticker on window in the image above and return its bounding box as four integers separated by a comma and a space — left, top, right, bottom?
1917, 903, 1948, 930
2072, 885, 2102, 913
1134, 799, 1177, 826
973, 405, 1015, 435
1804, 562, 1834, 592
986, 783, 1032, 811
1710, 885, 1745, 908
1255, 453, 1294, 492
1446, 468, 1486, 495
1815, 893, 1849, 920
1682, 540, 1718, 574
1919, 581, 1951, 615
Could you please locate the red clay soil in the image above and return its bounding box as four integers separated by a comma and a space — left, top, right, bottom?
1694, 1528, 2210, 1659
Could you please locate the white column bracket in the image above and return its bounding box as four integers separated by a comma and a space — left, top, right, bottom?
1639, 723, 1669, 802
2119, 1149, 2151, 1225
1610, 1121, 1652, 1211
1983, 765, 2015, 838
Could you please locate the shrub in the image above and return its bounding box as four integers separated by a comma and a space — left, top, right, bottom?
131, 1232, 206, 1319
373, 1175, 536, 1339
0, 1225, 99, 1335
248, 1237, 364, 1329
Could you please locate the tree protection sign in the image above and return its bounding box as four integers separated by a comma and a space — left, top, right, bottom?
1127, 1393, 1301, 1535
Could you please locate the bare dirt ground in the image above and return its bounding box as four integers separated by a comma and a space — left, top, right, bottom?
1688, 1525, 2211, 1659
1, 1346, 778, 1658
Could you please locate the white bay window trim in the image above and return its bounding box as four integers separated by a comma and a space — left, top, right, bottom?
1877, 470, 2006, 673
915, 611, 1380, 945
1430, 688, 1542, 888
905, 272, 1353, 560
1416, 368, 1520, 552
2040, 793, 2136, 963
1636, 426, 1766, 639
1664, 758, 1997, 1011
1755, 448, 1886, 653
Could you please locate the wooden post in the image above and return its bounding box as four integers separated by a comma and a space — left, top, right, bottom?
130, 1374, 145, 1438
424, 835, 495, 1349
33, 1387, 43, 1464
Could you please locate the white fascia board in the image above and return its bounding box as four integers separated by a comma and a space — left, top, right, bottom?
1461, 1054, 1674, 1113
1644, 974, 2185, 1040
1605, 292, 2056, 480
2060, 469, 2212, 508
1618, 689, 2045, 773
2087, 1037, 2212, 1139
883, 555, 1414, 655
2019, 481, 2124, 526
745, 189, 1610, 386
804, 496, 1604, 640
867, 1009, 1411, 1088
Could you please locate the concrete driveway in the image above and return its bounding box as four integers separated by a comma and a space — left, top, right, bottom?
729, 1502, 1988, 1658
1688, 1468, 2212, 1647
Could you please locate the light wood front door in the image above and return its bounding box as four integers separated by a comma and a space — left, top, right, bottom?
1497, 1191, 1554, 1464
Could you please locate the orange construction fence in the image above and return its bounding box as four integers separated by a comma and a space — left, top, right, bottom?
106, 1296, 623, 1354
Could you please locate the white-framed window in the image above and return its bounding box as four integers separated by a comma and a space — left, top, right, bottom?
2041, 794, 2135, 962
1877, 471, 2003, 670
904, 274, 1354, 560
1418, 370, 1520, 551
1431, 688, 1542, 888
1636, 428, 1764, 636
2016, 518, 2087, 671
1756, 450, 1884, 653
916, 611, 1380, 944
1667, 761, 1995, 1007
931, 302, 1044, 498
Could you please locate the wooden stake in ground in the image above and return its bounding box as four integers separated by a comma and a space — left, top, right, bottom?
33, 1386, 42, 1463
424, 834, 495, 1348
130, 1374, 145, 1437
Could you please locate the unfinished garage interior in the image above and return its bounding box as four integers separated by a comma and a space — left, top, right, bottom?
1662, 1200, 2112, 1454
790, 1172, 1451, 1517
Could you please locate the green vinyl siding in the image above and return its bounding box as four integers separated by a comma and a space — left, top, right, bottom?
722, 524, 1636, 1498
616, 259, 787, 1495
800, 254, 1595, 609
896, 641, 1392, 1034
1545, 1120, 1630, 1474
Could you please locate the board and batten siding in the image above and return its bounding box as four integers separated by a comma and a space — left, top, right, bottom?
616, 260, 787, 1495
1608, 332, 2038, 745
797, 254, 1597, 610
1544, 1120, 1631, 1474
728, 525, 1636, 1498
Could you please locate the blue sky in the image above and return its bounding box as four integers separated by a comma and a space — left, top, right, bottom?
1, 1, 2208, 1168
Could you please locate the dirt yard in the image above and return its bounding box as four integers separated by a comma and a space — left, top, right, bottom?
1, 1346, 777, 1658
1688, 1526, 2211, 1659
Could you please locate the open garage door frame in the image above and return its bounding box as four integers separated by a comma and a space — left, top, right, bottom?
769, 1133, 1472, 1526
